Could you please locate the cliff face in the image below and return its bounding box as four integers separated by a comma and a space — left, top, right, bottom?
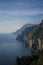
16, 20, 43, 50
29, 20, 43, 50
16, 25, 37, 41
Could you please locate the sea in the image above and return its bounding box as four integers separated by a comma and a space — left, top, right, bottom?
0, 33, 31, 65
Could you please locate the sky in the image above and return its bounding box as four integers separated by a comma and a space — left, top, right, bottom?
0, 0, 43, 33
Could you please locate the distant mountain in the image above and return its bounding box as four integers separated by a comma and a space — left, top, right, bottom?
16, 24, 38, 41
13, 23, 35, 35
16, 20, 43, 50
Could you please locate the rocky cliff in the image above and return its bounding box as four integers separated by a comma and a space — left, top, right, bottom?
28, 20, 43, 50
16, 20, 43, 50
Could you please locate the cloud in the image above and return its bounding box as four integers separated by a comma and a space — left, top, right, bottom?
0, 10, 43, 16
0, 0, 43, 10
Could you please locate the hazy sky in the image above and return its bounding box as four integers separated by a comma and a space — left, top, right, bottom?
0, 0, 43, 33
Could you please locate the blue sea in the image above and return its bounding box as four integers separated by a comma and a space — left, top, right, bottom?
0, 33, 31, 65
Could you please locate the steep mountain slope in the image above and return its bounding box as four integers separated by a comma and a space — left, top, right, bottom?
32, 20, 43, 39
13, 23, 35, 35
28, 20, 43, 50
16, 20, 43, 50
16, 24, 38, 41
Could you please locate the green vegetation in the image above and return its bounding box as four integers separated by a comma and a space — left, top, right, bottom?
16, 25, 37, 41
17, 20, 43, 41
15, 20, 43, 65
15, 50, 43, 65
32, 20, 43, 39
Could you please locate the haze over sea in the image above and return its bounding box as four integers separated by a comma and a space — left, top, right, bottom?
0, 0, 43, 65
0, 33, 31, 65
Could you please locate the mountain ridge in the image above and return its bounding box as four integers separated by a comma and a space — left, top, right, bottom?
16, 20, 43, 50
13, 23, 35, 35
